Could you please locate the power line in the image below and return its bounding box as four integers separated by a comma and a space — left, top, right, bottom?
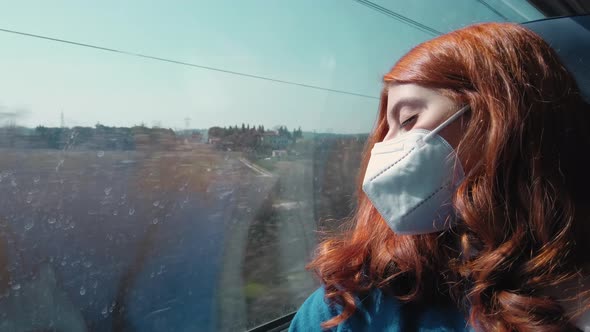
351, 0, 443, 36
475, 0, 510, 21
0, 27, 379, 100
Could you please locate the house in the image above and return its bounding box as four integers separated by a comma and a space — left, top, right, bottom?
272, 149, 288, 158
208, 137, 222, 145
260, 131, 290, 149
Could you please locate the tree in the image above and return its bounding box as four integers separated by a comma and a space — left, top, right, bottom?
35, 126, 64, 149
293, 126, 303, 140
208, 126, 224, 138
277, 126, 292, 139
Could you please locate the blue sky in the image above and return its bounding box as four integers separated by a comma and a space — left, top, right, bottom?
0, 0, 542, 133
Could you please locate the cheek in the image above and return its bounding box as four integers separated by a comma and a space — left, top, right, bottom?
438, 120, 463, 149
438, 118, 476, 174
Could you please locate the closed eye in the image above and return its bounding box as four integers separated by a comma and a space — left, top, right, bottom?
400, 115, 418, 128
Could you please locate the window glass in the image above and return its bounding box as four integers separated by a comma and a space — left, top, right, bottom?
0, 1, 543, 331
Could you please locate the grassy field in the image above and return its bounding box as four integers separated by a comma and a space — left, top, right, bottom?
0, 144, 323, 331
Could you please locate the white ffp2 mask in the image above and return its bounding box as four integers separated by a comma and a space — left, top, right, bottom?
362, 105, 470, 235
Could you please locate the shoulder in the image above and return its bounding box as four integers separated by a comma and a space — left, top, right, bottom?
289, 288, 337, 331
289, 287, 472, 332
288, 287, 406, 331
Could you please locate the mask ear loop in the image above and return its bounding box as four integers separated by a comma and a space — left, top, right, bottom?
417, 105, 471, 147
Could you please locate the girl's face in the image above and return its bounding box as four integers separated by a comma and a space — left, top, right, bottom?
384, 83, 465, 150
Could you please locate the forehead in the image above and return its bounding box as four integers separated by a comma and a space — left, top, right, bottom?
386, 83, 441, 105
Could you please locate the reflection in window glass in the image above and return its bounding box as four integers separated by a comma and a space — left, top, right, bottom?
0, 1, 542, 331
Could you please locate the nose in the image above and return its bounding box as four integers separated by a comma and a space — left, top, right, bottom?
382, 129, 396, 142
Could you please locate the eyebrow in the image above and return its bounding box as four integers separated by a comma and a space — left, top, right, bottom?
388, 97, 424, 119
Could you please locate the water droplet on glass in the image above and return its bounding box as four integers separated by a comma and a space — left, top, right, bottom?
24, 221, 34, 231
112, 210, 118, 216
153, 200, 160, 207
48, 217, 57, 224
79, 286, 86, 296
206, 168, 211, 172
83, 261, 93, 268
92, 281, 98, 288
33, 175, 40, 184
101, 306, 108, 317
97, 151, 105, 158
128, 208, 135, 216
26, 193, 33, 204
152, 218, 159, 224
11, 283, 20, 291
10, 179, 17, 187
55, 159, 64, 172
104, 187, 112, 196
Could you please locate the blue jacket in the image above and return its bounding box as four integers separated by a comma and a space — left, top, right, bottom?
289, 287, 474, 331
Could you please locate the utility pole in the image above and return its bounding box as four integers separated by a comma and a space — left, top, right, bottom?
184, 117, 191, 130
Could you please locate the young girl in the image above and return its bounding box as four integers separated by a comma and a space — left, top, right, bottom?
290, 22, 590, 331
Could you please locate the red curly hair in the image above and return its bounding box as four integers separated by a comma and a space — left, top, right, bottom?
308, 22, 590, 331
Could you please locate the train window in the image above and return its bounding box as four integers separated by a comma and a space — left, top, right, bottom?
0, 1, 554, 331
